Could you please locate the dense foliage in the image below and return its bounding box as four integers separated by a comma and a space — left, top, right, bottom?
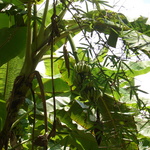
0, 0, 150, 149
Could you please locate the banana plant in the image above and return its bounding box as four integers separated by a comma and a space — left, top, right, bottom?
0, 0, 150, 149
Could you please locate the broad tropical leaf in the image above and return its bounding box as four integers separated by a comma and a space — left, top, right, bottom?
0, 27, 26, 66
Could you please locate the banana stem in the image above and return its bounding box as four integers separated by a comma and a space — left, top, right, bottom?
26, 1, 32, 61
37, 0, 49, 47
20, 1, 32, 76
33, 4, 38, 42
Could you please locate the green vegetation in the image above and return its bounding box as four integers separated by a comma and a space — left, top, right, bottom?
0, 0, 150, 149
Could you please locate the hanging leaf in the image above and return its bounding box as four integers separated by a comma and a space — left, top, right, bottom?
107, 29, 118, 47
63, 44, 70, 77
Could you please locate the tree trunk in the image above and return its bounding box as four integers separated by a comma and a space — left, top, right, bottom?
0, 73, 34, 149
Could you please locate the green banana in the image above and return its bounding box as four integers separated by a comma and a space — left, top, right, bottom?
86, 88, 102, 102
93, 89, 102, 101
73, 73, 82, 86
81, 90, 89, 100
75, 61, 91, 74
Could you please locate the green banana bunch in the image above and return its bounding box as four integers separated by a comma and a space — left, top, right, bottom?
93, 89, 102, 102
80, 90, 89, 101
86, 88, 102, 102
75, 61, 91, 74
73, 61, 103, 103
80, 87, 102, 102
73, 73, 82, 87
73, 61, 91, 90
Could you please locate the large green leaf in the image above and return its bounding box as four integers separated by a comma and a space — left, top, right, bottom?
69, 101, 94, 129
0, 27, 26, 66
83, 9, 129, 36
96, 94, 138, 149
0, 57, 23, 131
70, 130, 99, 150
0, 56, 24, 100
126, 61, 150, 77
37, 96, 71, 113
0, 13, 14, 28
57, 109, 77, 129
43, 57, 63, 76
33, 78, 70, 97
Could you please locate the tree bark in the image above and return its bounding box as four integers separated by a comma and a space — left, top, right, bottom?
0, 74, 34, 149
